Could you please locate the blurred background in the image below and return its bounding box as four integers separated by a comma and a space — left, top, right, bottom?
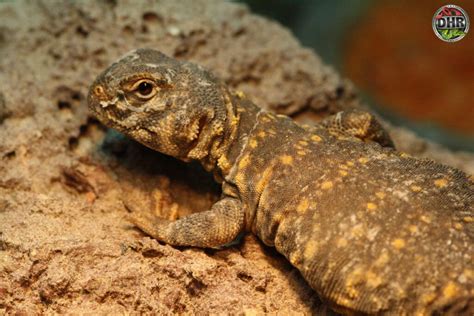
238, 0, 474, 151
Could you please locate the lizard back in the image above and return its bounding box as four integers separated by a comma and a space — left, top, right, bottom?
224, 109, 473, 314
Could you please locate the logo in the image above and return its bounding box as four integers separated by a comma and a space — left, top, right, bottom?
433, 4, 469, 42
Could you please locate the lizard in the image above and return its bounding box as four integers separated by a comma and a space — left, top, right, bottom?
88, 48, 473, 315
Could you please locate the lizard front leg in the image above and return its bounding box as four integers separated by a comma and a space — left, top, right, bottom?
319, 109, 395, 148
128, 197, 244, 248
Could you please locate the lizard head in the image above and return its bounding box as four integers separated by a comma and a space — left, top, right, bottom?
88, 48, 231, 162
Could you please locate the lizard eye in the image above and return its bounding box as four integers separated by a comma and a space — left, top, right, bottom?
131, 79, 157, 100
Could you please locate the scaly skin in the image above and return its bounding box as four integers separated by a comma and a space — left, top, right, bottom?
88, 49, 473, 315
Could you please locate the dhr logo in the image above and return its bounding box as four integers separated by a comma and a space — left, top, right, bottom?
433, 4, 469, 42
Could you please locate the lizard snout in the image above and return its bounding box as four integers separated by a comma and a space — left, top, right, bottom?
88, 83, 118, 111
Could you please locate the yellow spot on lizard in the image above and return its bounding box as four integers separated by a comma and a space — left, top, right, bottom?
238, 154, 251, 169
408, 225, 419, 234
375, 252, 390, 266
391, 238, 406, 249
217, 155, 231, 171
249, 139, 258, 148
420, 215, 432, 224
411, 185, 422, 192
462, 268, 473, 279
463, 216, 473, 223
367, 202, 378, 211
337, 237, 348, 247
442, 282, 459, 299
339, 170, 348, 177
231, 116, 239, 128
358, 157, 369, 164
345, 266, 365, 298
351, 224, 365, 238
311, 134, 322, 142
235, 90, 246, 99
303, 239, 318, 259
289, 251, 302, 266
280, 155, 293, 165
296, 198, 310, 214
366, 271, 383, 288
434, 178, 448, 188
257, 131, 266, 138
321, 181, 333, 190
420, 292, 437, 305
375, 192, 385, 199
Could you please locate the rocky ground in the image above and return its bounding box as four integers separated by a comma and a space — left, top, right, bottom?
0, 0, 472, 314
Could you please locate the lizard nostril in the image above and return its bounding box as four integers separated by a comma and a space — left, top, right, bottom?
93, 85, 107, 99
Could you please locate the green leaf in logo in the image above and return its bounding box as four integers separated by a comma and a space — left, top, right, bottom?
452, 29, 465, 37
441, 29, 452, 39
440, 28, 465, 40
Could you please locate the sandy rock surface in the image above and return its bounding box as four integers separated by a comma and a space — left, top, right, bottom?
0, 0, 472, 314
